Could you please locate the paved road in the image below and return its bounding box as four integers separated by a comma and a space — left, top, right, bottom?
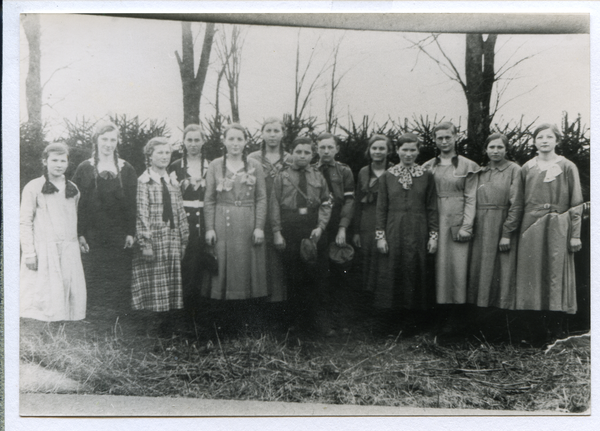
20, 393, 573, 416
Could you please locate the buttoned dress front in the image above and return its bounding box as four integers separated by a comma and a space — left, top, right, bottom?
204, 157, 268, 300
249, 150, 291, 302
168, 158, 211, 306
515, 156, 583, 314
423, 155, 479, 304
468, 160, 523, 309
373, 165, 438, 310
131, 170, 189, 311
20, 176, 87, 321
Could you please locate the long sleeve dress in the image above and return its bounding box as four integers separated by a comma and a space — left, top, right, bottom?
372, 164, 438, 310
515, 156, 583, 314
353, 164, 386, 291
203, 157, 268, 300
468, 160, 523, 309
248, 150, 291, 302
168, 158, 210, 307
71, 159, 137, 310
423, 155, 479, 304
131, 169, 189, 311
20, 176, 87, 321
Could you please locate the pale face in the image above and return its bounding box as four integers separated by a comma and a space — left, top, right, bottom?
224, 128, 247, 157
262, 122, 284, 149
97, 129, 119, 158
150, 144, 172, 170
184, 130, 204, 157
397, 142, 419, 167
434, 128, 457, 154
534, 129, 558, 154
486, 139, 507, 163
369, 140, 388, 163
292, 143, 313, 168
317, 138, 338, 164
44, 152, 69, 178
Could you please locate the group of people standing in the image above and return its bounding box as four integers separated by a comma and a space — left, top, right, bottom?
20, 117, 585, 340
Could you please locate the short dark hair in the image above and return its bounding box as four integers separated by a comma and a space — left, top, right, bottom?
396, 133, 421, 150
290, 136, 315, 152
316, 132, 339, 146
484, 133, 510, 151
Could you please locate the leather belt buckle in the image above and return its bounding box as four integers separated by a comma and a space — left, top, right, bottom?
298, 207, 308, 215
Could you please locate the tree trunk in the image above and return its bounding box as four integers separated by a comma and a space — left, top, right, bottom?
22, 14, 42, 132
176, 22, 215, 127
464, 34, 497, 159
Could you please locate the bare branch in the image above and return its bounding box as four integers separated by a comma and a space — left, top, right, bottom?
41, 61, 77, 91
404, 34, 465, 89
495, 84, 539, 113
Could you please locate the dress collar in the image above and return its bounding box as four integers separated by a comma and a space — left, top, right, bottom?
140, 169, 178, 186
482, 159, 510, 172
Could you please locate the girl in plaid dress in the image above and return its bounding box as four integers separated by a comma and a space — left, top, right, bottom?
131, 138, 189, 312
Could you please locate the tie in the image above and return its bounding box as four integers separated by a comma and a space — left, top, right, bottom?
161, 177, 175, 229
98, 171, 117, 180
320, 164, 334, 196
297, 169, 308, 207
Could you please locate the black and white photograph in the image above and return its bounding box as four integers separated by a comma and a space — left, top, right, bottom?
3, 2, 596, 428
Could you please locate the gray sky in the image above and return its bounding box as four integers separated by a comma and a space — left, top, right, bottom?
19, 14, 589, 142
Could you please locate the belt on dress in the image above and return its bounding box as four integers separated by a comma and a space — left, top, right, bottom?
437, 192, 464, 198
477, 203, 508, 209
218, 200, 254, 207
528, 203, 568, 213
183, 200, 204, 208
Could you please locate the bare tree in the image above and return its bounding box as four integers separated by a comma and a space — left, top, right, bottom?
407, 33, 535, 158
215, 25, 245, 123
325, 35, 348, 133
21, 14, 42, 132
175, 22, 216, 127
293, 29, 330, 122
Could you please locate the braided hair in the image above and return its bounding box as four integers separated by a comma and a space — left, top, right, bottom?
182, 124, 206, 182
222, 123, 249, 178
260, 117, 285, 163
91, 121, 122, 189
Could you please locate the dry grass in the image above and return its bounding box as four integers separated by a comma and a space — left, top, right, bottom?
19, 316, 590, 412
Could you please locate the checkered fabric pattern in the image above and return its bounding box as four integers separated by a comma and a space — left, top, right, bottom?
131, 172, 189, 311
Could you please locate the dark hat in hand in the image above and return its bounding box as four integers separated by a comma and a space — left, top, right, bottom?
198, 250, 218, 275
328, 242, 355, 267
300, 238, 318, 264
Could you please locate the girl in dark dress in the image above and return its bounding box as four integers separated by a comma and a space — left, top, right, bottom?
373, 133, 438, 334
168, 124, 211, 313
72, 121, 137, 315
352, 134, 393, 292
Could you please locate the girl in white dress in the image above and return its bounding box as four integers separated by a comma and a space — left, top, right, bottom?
20, 142, 87, 321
